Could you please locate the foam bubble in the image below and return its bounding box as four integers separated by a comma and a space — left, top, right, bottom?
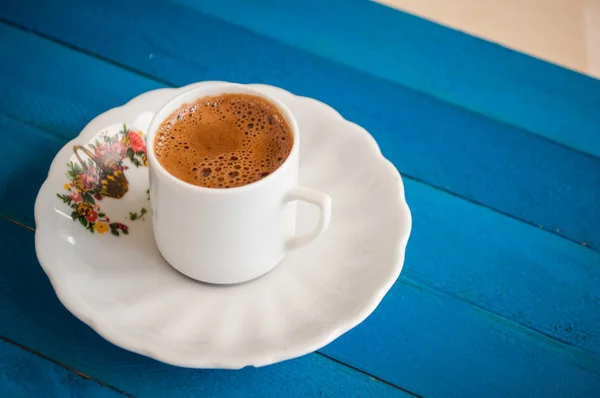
154, 93, 293, 188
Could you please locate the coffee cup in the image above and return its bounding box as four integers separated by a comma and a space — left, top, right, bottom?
136, 83, 331, 284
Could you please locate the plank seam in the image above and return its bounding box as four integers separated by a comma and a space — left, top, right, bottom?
0, 215, 35, 232
0, 335, 133, 397
1, 16, 598, 165
2, 111, 81, 142
1, 18, 598, 250
3, 216, 600, 370
398, 171, 595, 251
399, 275, 600, 372
0, 224, 419, 395
0, 19, 173, 88
4, 103, 594, 251
315, 352, 422, 397
186, 9, 600, 162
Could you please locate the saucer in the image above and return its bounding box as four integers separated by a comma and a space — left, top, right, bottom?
34, 82, 412, 368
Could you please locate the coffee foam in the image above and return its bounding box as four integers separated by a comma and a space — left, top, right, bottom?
154, 94, 293, 188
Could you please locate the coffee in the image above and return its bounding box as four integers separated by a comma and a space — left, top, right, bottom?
154, 94, 293, 188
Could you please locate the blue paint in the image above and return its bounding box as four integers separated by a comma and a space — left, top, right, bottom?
0, 115, 67, 225
0, 222, 408, 398
1, 1, 599, 251
0, 220, 599, 397
0, 23, 164, 138
322, 180, 600, 394
0, 23, 598, 363
0, 339, 124, 398
324, 276, 600, 397
0, 1, 599, 397
176, 0, 600, 158
5, 104, 600, 358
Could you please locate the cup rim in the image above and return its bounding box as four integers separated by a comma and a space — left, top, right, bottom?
146, 83, 299, 194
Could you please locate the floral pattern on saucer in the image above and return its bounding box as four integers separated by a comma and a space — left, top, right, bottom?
56, 124, 148, 236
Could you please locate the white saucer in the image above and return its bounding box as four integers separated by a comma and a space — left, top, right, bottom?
34, 82, 411, 369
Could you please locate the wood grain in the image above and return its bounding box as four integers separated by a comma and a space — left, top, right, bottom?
375, 0, 592, 76
0, 222, 410, 398
1, 0, 599, 252
0, 338, 126, 398
178, 0, 600, 157
0, 21, 599, 357
3, 105, 600, 359
0, 22, 599, 396
0, 219, 599, 397
0, 24, 600, 396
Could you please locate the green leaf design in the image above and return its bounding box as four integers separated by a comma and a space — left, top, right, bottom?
129, 207, 148, 221
111, 229, 119, 236
82, 193, 95, 205
122, 229, 129, 235
70, 211, 79, 220
56, 194, 72, 205
98, 212, 106, 217
79, 217, 88, 227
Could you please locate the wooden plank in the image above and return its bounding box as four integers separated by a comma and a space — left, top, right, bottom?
0, 338, 126, 398
0, 22, 164, 138
0, 115, 67, 226
0, 224, 410, 398
325, 276, 600, 397
375, 0, 591, 76
0, 16, 599, 363
1, 2, 599, 251
0, 220, 599, 397
3, 0, 600, 158
5, 114, 600, 359
0, 17, 600, 397
6, 103, 600, 362
167, 0, 600, 158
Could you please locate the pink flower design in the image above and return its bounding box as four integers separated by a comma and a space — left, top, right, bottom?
94, 143, 108, 159
69, 190, 82, 203
129, 131, 146, 154
81, 169, 99, 191
111, 141, 127, 160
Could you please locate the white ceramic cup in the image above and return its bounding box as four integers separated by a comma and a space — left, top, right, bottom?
141, 83, 331, 284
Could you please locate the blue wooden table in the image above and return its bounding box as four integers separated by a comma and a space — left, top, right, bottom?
1, 0, 599, 396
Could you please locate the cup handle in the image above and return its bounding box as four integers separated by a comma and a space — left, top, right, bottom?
285, 186, 332, 251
